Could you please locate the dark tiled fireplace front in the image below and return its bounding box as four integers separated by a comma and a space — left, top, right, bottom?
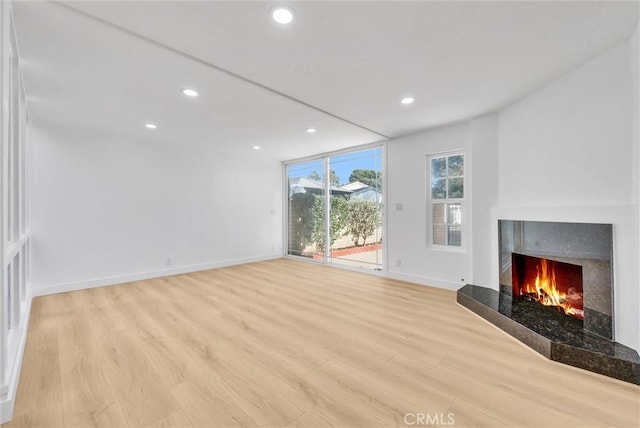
457, 220, 640, 384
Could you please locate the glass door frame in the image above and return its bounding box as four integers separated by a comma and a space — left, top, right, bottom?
283, 142, 387, 273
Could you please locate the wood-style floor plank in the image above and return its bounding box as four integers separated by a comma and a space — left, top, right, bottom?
2, 403, 64, 428
99, 329, 181, 427
144, 409, 192, 428
4, 258, 639, 427
11, 328, 62, 418
57, 310, 129, 428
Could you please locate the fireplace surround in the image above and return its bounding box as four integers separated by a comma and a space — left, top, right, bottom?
457, 220, 640, 384
499, 220, 614, 339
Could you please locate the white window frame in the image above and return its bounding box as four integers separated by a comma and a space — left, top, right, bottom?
427, 151, 465, 251
1, 5, 31, 412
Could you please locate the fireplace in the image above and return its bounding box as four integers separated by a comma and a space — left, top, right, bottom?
456, 219, 640, 385
512, 253, 584, 321
499, 220, 613, 339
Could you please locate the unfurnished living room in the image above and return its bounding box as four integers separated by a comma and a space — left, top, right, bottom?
1, 1, 639, 427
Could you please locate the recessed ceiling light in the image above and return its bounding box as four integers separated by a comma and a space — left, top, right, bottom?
271, 6, 294, 24
306, 128, 317, 134
253, 145, 261, 150
401, 96, 415, 105
145, 123, 158, 129
182, 88, 199, 98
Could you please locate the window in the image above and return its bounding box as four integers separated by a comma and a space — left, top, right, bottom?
429, 152, 464, 247
285, 146, 384, 271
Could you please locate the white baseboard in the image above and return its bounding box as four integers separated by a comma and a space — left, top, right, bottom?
1, 294, 32, 424
31, 253, 281, 297
285, 255, 463, 291
386, 270, 462, 291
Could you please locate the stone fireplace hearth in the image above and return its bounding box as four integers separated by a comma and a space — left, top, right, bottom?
457, 220, 639, 384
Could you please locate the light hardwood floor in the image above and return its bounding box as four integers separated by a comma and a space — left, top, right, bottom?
4, 258, 639, 428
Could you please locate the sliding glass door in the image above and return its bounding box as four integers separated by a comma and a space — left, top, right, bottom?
286, 146, 383, 271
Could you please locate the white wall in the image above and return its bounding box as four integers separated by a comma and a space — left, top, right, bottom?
498, 40, 635, 207
495, 31, 639, 350
28, 121, 282, 294
629, 26, 640, 350
386, 122, 469, 289
632, 27, 639, 347
470, 115, 499, 287
386, 116, 497, 289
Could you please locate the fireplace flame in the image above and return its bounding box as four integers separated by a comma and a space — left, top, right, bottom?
521, 258, 584, 320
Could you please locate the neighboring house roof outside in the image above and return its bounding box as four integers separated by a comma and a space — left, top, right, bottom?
289, 177, 323, 193
289, 177, 353, 196
350, 186, 382, 203
341, 181, 369, 191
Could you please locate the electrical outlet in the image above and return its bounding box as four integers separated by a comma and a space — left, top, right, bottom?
395, 259, 402, 268
165, 258, 172, 266
395, 202, 404, 211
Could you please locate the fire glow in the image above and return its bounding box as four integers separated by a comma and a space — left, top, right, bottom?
512, 254, 584, 321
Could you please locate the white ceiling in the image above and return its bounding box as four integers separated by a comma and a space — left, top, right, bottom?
13, 1, 639, 161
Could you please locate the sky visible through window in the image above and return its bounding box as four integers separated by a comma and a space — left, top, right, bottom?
288, 148, 382, 186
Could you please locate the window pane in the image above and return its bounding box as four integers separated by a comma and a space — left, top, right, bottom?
431, 157, 446, 179
287, 161, 325, 260
448, 154, 464, 177
448, 177, 463, 198
429, 153, 464, 247
433, 225, 446, 245
447, 203, 462, 225
432, 203, 445, 224
431, 179, 446, 199
447, 226, 462, 246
